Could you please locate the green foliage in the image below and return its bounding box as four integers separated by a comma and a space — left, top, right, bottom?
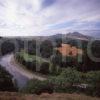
22, 75, 79, 94
15, 51, 50, 74
40, 40, 53, 58
21, 68, 100, 96
55, 38, 62, 47
0, 40, 15, 55
22, 79, 41, 94
47, 68, 82, 93
50, 64, 61, 75
92, 40, 100, 58
27, 40, 36, 55
60, 68, 82, 84
40, 62, 50, 74
0, 66, 17, 91
21, 79, 53, 94
51, 52, 62, 66
85, 71, 100, 96
85, 71, 100, 85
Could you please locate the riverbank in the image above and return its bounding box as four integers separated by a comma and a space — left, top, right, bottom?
11, 54, 47, 80
0, 54, 46, 88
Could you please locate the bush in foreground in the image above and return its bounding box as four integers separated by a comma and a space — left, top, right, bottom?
85, 71, 100, 96
21, 79, 53, 95
21, 68, 100, 97
0, 66, 17, 91
39, 62, 50, 74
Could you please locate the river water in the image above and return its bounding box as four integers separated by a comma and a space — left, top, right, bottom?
0, 54, 29, 88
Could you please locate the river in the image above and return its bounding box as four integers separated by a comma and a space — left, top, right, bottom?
0, 54, 46, 88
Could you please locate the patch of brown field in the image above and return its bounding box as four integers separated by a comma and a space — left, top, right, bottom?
56, 44, 83, 56
0, 92, 99, 100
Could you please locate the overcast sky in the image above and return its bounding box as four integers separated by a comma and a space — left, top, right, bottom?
0, 0, 100, 36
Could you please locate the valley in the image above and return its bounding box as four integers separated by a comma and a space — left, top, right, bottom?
0, 32, 100, 99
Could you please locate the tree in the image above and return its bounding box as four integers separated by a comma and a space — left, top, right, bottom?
40, 40, 53, 58
0, 66, 17, 91
40, 62, 50, 74
27, 40, 36, 55
48, 68, 82, 93
51, 51, 62, 66
86, 71, 100, 86
85, 71, 100, 96
1, 40, 15, 55
55, 38, 62, 47
59, 68, 82, 85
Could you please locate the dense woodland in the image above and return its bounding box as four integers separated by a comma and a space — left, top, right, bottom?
0, 37, 100, 72
0, 37, 100, 96
0, 66, 17, 91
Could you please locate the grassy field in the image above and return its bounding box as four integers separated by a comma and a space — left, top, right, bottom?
16, 51, 54, 75
0, 92, 100, 100
19, 51, 49, 63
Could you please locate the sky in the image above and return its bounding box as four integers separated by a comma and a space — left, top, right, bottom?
0, 0, 100, 36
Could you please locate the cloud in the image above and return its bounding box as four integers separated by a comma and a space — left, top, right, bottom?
42, 0, 56, 8
0, 0, 100, 36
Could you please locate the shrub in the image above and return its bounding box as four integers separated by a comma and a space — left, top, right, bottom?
1, 40, 15, 55
30, 60, 37, 71
85, 71, 100, 96
50, 64, 61, 75
0, 66, 17, 91
21, 79, 41, 94
21, 69, 100, 96
86, 71, 100, 85
40, 62, 50, 74
47, 68, 82, 93
48, 76, 79, 93
40, 40, 53, 58
21, 79, 53, 95
27, 40, 36, 55
60, 68, 82, 85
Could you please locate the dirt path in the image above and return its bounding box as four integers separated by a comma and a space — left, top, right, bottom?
11, 54, 47, 80
0, 92, 100, 100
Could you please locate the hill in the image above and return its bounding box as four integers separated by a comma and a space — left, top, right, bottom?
31, 32, 92, 42
66, 32, 92, 40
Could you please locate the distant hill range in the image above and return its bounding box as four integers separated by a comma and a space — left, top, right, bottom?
66, 32, 92, 40
1, 32, 93, 41
44, 32, 93, 41
31, 32, 93, 42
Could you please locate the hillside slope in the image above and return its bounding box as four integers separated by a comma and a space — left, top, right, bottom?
0, 92, 99, 100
